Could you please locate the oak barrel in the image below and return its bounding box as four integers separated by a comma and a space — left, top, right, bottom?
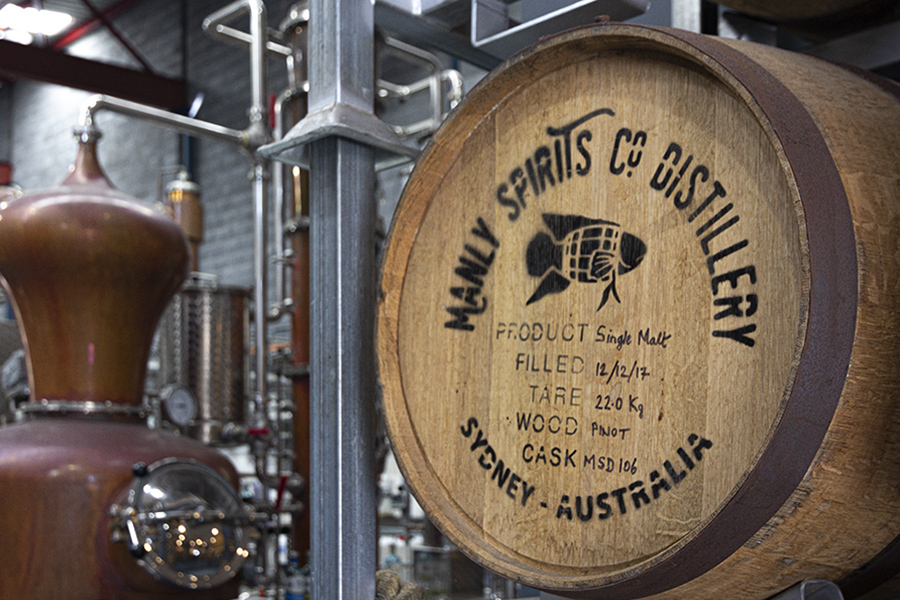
377, 24, 900, 600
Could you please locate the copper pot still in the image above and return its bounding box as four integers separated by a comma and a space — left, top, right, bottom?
0, 127, 252, 600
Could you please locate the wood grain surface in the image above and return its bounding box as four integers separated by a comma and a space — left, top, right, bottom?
377, 24, 900, 599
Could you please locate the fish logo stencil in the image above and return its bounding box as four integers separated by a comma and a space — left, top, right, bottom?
526, 214, 646, 310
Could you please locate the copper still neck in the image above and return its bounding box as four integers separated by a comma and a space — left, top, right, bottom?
0, 135, 190, 406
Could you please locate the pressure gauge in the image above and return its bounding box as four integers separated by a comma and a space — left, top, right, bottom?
163, 386, 197, 427
110, 459, 253, 590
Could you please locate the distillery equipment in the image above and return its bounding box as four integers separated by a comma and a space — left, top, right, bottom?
165, 170, 204, 273
0, 128, 252, 599
11, 0, 900, 598
157, 273, 250, 445
157, 170, 252, 446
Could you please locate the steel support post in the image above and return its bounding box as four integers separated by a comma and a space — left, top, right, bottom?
308, 0, 377, 598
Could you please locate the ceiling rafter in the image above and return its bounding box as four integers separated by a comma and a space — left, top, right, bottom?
0, 38, 184, 108
51, 0, 140, 50
0, 0, 185, 108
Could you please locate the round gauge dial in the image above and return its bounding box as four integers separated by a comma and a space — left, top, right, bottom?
164, 387, 197, 427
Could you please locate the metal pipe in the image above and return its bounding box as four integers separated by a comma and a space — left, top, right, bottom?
270, 91, 288, 322
248, 1, 268, 129
201, 0, 269, 131
269, 86, 305, 321
200, 0, 270, 435
200, 3, 279, 591
204, 23, 292, 57
254, 448, 281, 491
377, 69, 461, 101
250, 154, 272, 590
382, 36, 442, 126
280, 2, 312, 561
251, 158, 269, 426
79, 94, 247, 147
206, 2, 270, 431
445, 68, 463, 109
308, 0, 377, 597
376, 38, 464, 138
376, 70, 462, 137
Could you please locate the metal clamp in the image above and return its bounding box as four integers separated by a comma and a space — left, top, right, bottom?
259, 101, 419, 170
285, 215, 311, 234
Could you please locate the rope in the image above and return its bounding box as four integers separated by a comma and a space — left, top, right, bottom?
375, 570, 423, 600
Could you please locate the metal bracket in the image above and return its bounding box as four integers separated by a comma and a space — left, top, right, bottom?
374, 1, 502, 70
800, 19, 900, 71
259, 102, 419, 170
471, 0, 649, 59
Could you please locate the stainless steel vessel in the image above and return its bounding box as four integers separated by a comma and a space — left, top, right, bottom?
158, 273, 250, 445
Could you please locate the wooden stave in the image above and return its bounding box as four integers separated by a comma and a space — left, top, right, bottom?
377, 24, 900, 599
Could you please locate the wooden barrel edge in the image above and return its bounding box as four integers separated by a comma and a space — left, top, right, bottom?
830, 65, 900, 600
376, 24, 856, 595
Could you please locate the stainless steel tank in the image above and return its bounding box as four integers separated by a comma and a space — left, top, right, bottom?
158, 273, 250, 445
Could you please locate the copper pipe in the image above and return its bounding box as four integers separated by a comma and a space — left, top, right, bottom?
281, 1, 312, 562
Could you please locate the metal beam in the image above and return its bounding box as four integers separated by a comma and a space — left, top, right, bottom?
0, 39, 185, 108
308, 0, 377, 598
801, 19, 900, 71
52, 0, 142, 51
77, 0, 155, 73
